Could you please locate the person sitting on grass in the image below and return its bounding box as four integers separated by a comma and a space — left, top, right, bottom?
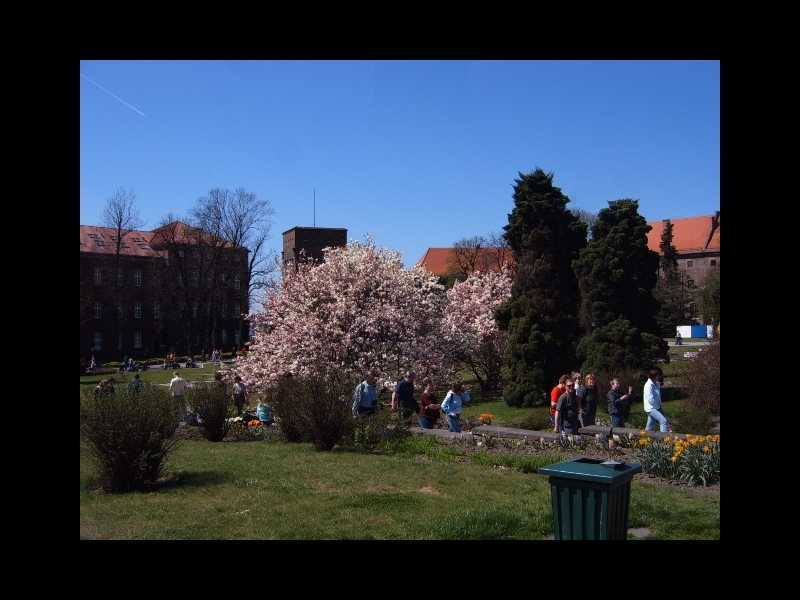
417, 378, 441, 429
127, 373, 144, 395
554, 378, 579, 434
256, 399, 274, 426
352, 368, 381, 417
441, 382, 466, 433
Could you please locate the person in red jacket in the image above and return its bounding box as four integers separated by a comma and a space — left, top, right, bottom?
550, 374, 569, 427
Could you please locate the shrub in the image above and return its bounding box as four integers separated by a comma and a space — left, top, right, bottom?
263, 378, 311, 443
516, 411, 553, 431
187, 383, 232, 442
350, 410, 409, 452
267, 373, 354, 451
671, 404, 713, 434
685, 341, 720, 415
80, 383, 180, 492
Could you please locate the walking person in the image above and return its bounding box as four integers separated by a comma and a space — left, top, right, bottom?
573, 372, 586, 426
352, 368, 381, 417
392, 371, 419, 422
232, 376, 248, 415
417, 378, 441, 429
607, 378, 633, 428
644, 369, 671, 432
441, 382, 466, 433
169, 371, 188, 420
554, 378, 580, 434
550, 375, 568, 428
580, 373, 599, 427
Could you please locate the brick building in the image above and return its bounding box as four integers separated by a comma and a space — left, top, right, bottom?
282, 226, 348, 271
80, 222, 249, 361
646, 212, 720, 291
417, 247, 514, 280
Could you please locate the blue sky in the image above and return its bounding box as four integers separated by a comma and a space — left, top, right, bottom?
80, 60, 719, 267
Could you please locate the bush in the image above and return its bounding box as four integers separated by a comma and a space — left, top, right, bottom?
187, 383, 232, 442
80, 384, 180, 492
671, 404, 713, 435
267, 374, 355, 451
516, 412, 553, 431
103, 362, 122, 368
351, 410, 409, 452
685, 341, 720, 415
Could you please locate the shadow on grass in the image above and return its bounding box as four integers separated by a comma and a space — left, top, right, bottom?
152, 470, 230, 491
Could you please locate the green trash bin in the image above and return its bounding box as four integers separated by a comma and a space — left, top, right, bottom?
538, 457, 642, 540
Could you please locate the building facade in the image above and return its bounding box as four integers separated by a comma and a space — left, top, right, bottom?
80, 222, 250, 361
281, 226, 348, 271
646, 212, 720, 292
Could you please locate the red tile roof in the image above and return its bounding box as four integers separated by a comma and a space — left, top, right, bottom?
417, 247, 515, 278
79, 225, 163, 257
647, 214, 720, 254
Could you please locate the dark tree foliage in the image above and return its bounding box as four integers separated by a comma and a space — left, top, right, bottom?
655, 219, 689, 336
573, 199, 668, 372
496, 169, 587, 407
701, 270, 720, 328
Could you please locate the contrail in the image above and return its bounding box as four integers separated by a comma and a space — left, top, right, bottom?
80, 72, 146, 117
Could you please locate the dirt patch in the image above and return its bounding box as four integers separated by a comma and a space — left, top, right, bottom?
417, 486, 442, 496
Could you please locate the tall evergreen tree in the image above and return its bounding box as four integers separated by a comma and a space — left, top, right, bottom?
573, 199, 668, 372
654, 219, 689, 335
496, 169, 587, 407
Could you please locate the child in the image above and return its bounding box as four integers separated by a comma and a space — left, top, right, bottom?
441, 382, 466, 433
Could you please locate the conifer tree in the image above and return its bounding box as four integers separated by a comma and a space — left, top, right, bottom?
496, 169, 587, 407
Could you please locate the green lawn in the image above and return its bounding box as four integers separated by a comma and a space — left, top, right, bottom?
80, 364, 221, 389
80, 437, 719, 540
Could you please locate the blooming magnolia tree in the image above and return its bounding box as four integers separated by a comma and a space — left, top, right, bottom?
234, 238, 453, 392
442, 268, 513, 393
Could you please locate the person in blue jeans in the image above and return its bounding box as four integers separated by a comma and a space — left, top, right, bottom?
606, 378, 633, 428
441, 382, 466, 433
643, 369, 672, 432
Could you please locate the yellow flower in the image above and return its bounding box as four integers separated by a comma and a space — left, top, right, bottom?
703, 446, 711, 453
671, 456, 677, 462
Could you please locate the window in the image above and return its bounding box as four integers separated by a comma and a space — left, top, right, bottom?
134, 303, 142, 319
687, 260, 693, 268
190, 269, 199, 287
134, 269, 142, 287
153, 302, 160, 320
94, 302, 102, 320
687, 279, 695, 289
233, 302, 240, 318
117, 269, 124, 287
133, 330, 143, 349
233, 274, 241, 290
192, 302, 199, 319
94, 267, 102, 285
93, 332, 103, 351
710, 259, 717, 267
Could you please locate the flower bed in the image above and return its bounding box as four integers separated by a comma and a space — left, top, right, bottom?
634, 433, 720, 486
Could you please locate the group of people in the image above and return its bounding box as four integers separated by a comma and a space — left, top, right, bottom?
550, 368, 672, 434
352, 370, 471, 433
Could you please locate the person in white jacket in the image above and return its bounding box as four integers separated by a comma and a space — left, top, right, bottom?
441, 382, 466, 433
169, 371, 189, 420
643, 369, 671, 432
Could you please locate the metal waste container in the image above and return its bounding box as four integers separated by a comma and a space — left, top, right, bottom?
538, 457, 642, 540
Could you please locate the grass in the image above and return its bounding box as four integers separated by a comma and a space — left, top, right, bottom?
80, 437, 719, 540
80, 364, 221, 389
